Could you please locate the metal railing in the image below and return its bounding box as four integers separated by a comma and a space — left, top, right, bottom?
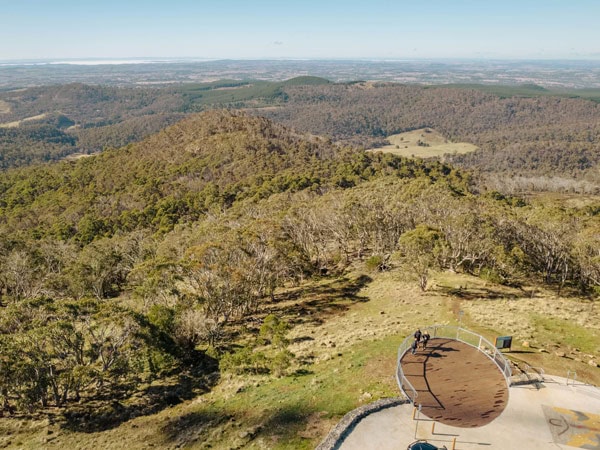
396, 325, 513, 403
524, 364, 545, 379
396, 334, 419, 402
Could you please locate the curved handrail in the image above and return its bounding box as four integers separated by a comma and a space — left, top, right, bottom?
396, 336, 419, 402
396, 325, 513, 403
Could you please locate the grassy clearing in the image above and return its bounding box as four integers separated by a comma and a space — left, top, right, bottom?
0, 100, 10, 114
434, 271, 600, 384
367, 128, 478, 159
1, 269, 598, 449
523, 191, 600, 209
0, 113, 47, 128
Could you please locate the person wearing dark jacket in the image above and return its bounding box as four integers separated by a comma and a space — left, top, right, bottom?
411, 338, 419, 355
414, 328, 422, 342
421, 331, 430, 349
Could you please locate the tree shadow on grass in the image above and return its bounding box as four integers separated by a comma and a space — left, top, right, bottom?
160, 408, 234, 446
436, 284, 520, 301
256, 274, 373, 327
60, 352, 220, 433
257, 404, 311, 441
161, 404, 312, 448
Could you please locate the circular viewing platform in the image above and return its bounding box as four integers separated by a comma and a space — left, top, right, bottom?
401, 338, 509, 427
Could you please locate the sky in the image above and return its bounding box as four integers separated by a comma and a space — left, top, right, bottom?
1, 0, 600, 61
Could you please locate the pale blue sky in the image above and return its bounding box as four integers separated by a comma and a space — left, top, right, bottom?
1, 0, 599, 60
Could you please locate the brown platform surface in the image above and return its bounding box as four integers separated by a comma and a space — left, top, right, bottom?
400, 338, 509, 428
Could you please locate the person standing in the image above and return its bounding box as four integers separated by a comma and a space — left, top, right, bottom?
414, 328, 422, 342
421, 331, 430, 350
411, 338, 418, 355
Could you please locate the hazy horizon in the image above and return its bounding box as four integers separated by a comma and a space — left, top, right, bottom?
5, 56, 600, 65
3, 0, 600, 61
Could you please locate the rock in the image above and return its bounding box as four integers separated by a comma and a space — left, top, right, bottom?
522, 341, 530, 348
589, 360, 598, 367
360, 392, 372, 401
538, 348, 549, 353
555, 351, 566, 357
380, 310, 385, 314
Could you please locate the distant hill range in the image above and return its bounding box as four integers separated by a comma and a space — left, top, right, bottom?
1, 77, 600, 191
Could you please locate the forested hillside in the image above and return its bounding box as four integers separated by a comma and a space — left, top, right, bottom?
261, 83, 600, 187
0, 112, 598, 448
3, 80, 600, 192
0, 84, 185, 168
0, 78, 328, 169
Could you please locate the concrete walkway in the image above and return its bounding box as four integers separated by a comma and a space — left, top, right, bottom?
338, 376, 600, 450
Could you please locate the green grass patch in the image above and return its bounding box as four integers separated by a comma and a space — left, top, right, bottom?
156, 333, 400, 449
531, 315, 600, 354
176, 77, 330, 111
429, 83, 600, 103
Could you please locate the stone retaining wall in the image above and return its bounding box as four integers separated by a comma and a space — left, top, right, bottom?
315, 397, 409, 450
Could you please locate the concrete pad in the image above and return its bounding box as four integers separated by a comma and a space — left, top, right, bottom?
338, 376, 600, 450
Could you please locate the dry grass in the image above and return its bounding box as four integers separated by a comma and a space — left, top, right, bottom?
0, 100, 10, 114
0, 113, 47, 128
523, 191, 600, 208
63, 153, 93, 161
1, 268, 598, 449
433, 271, 600, 384
367, 128, 478, 159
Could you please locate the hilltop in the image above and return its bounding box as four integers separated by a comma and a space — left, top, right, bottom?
0, 110, 438, 241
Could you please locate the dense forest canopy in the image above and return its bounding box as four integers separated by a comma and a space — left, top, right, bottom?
260, 83, 600, 186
